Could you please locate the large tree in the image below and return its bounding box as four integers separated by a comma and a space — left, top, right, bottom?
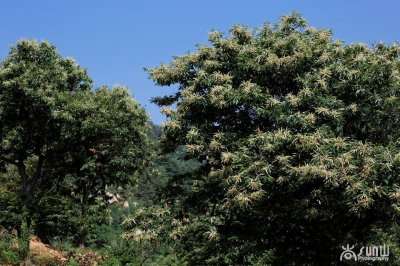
47, 86, 150, 247
127, 14, 400, 264
0, 40, 92, 263
0, 40, 149, 263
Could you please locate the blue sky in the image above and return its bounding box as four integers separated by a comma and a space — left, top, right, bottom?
1, 1, 400, 124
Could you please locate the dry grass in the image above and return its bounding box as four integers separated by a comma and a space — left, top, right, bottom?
30, 237, 68, 265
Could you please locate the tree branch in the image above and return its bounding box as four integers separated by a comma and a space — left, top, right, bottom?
31, 154, 45, 190
17, 161, 30, 197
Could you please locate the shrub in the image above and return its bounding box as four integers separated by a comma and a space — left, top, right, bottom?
0, 229, 21, 264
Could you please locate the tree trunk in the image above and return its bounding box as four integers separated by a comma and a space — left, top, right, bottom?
18, 160, 41, 265
79, 185, 89, 248
21, 211, 32, 266
19, 166, 32, 265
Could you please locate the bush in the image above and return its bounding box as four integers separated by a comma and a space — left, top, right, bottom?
0, 229, 21, 264
149, 252, 188, 266
33, 253, 58, 266
66, 257, 80, 266
49, 236, 75, 253
99, 239, 139, 266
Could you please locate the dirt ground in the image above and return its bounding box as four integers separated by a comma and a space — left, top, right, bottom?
30, 237, 68, 265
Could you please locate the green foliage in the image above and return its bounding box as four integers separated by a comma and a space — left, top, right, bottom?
0, 39, 93, 261
0, 39, 92, 171
99, 236, 189, 266
53, 85, 150, 187
49, 236, 75, 253
148, 249, 189, 266
99, 239, 140, 266
133, 146, 199, 207
100, 256, 124, 266
121, 144, 199, 264
66, 258, 80, 266
130, 13, 400, 264
33, 253, 58, 266
0, 40, 150, 255
46, 85, 150, 246
0, 229, 21, 264
86, 203, 126, 249
33, 193, 80, 243
0, 167, 22, 232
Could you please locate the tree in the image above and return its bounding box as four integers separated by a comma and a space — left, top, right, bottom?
47, 86, 150, 247
128, 13, 400, 264
0, 41, 150, 262
122, 126, 199, 265
0, 40, 92, 264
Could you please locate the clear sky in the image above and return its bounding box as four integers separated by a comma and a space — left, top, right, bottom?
1, 1, 400, 124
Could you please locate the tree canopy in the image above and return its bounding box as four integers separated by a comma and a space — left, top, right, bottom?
0, 40, 150, 263
126, 13, 400, 264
